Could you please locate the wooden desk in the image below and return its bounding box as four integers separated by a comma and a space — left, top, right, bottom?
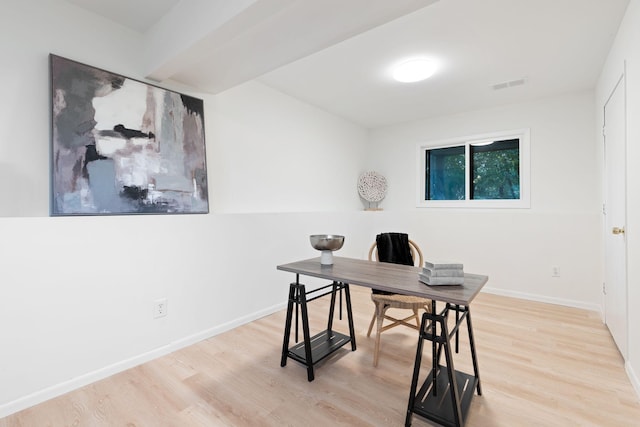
277, 256, 488, 427
277, 256, 487, 304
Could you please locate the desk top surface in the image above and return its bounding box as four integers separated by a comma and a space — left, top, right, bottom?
277, 256, 488, 306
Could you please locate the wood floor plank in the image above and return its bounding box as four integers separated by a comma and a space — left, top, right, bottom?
1, 286, 639, 426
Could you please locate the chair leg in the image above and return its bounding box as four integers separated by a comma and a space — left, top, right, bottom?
413, 308, 421, 329
373, 303, 387, 367
367, 303, 378, 337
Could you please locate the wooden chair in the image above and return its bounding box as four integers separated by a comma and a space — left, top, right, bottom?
366, 238, 431, 367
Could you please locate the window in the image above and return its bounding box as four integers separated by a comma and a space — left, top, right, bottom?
426, 146, 465, 200
418, 129, 530, 208
470, 138, 520, 200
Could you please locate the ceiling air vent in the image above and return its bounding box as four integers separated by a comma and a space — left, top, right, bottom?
491, 77, 527, 91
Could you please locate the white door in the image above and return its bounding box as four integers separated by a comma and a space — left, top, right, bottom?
603, 73, 628, 359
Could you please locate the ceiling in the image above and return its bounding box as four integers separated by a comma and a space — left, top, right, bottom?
65, 0, 630, 129
66, 0, 179, 33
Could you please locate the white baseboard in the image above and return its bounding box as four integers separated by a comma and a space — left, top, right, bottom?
626, 361, 640, 401
0, 301, 287, 419
482, 286, 603, 315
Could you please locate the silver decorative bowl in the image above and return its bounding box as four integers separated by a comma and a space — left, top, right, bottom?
310, 234, 345, 265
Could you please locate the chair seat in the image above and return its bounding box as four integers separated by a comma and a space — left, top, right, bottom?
371, 293, 430, 309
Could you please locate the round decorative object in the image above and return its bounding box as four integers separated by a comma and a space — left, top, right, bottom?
357, 171, 387, 203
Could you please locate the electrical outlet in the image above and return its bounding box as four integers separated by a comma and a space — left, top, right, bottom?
153, 298, 168, 318
552, 266, 560, 277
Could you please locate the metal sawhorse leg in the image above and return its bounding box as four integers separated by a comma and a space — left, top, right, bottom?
405, 302, 481, 426
280, 275, 356, 381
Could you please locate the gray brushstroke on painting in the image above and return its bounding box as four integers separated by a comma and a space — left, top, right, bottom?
87, 159, 130, 212
154, 175, 193, 192
182, 104, 208, 201
157, 91, 187, 186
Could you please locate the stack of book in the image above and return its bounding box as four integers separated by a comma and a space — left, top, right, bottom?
418, 260, 465, 286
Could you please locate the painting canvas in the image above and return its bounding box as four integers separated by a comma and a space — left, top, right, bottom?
50, 54, 209, 215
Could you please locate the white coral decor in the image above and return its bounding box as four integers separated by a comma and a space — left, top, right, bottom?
357, 171, 387, 208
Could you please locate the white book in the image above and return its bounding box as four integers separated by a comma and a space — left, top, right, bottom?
423, 260, 464, 270
418, 273, 465, 286
422, 267, 464, 277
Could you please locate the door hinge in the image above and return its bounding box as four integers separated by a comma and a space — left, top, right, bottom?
603, 203, 606, 215
603, 282, 607, 295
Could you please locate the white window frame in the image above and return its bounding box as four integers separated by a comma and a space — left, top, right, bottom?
416, 128, 530, 208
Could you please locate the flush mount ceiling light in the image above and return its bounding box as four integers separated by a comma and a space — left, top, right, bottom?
392, 58, 437, 83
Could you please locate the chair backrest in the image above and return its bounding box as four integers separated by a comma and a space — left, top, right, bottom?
368, 238, 424, 267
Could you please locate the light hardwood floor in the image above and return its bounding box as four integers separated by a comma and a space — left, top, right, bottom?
2, 285, 639, 426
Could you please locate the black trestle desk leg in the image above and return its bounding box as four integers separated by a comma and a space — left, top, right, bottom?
436, 304, 452, 367
431, 300, 437, 396
466, 306, 482, 395
339, 284, 343, 320
405, 312, 428, 427
327, 281, 338, 333
441, 313, 463, 427
295, 285, 299, 343
343, 283, 357, 351
455, 304, 460, 353
281, 282, 297, 367
296, 284, 315, 381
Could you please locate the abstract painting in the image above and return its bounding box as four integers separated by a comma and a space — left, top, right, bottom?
50, 54, 209, 215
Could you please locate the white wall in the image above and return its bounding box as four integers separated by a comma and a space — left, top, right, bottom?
0, 0, 369, 416
207, 81, 367, 213
366, 92, 602, 309
0, 212, 370, 416
596, 0, 640, 397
